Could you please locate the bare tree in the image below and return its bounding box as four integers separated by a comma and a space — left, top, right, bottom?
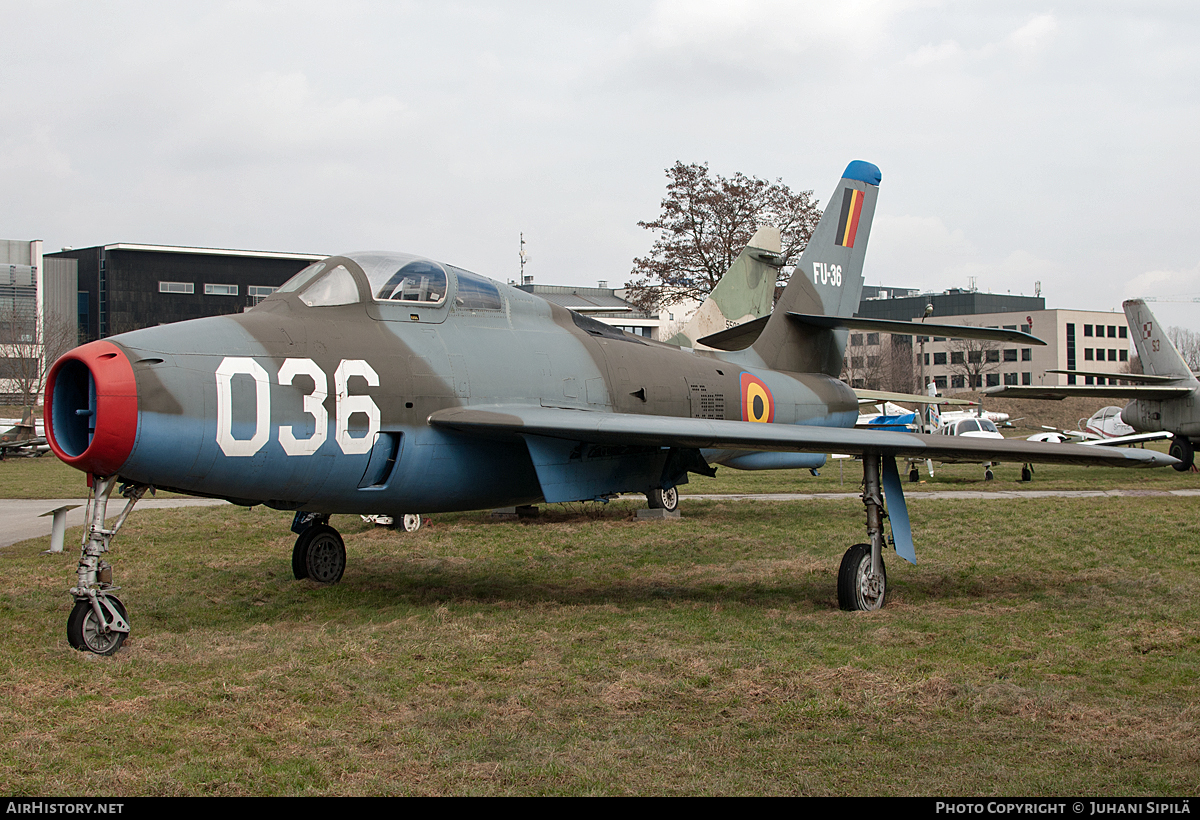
1167, 326, 1200, 370
946, 333, 1002, 391
625, 161, 822, 312
0, 301, 76, 408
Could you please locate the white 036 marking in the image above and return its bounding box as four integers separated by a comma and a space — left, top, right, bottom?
216, 357, 380, 457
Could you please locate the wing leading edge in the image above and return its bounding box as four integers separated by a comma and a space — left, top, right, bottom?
429, 405, 1176, 468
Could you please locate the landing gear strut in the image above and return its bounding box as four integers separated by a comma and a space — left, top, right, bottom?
66, 475, 147, 654
838, 453, 888, 611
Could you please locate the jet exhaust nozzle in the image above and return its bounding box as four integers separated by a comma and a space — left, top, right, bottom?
45, 341, 138, 476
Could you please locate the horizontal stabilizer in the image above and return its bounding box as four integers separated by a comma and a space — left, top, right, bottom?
1044, 369, 1180, 384
694, 315, 769, 351
984, 384, 1192, 401
787, 313, 1046, 345
854, 389, 977, 407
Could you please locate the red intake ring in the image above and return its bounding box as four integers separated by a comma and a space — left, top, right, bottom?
45, 341, 138, 477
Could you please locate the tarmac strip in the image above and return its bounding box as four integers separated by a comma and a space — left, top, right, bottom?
683, 489, 1200, 501
0, 497, 228, 549
3, 489, 1196, 551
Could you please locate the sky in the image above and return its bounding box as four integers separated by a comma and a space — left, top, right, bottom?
2, 1, 1199, 332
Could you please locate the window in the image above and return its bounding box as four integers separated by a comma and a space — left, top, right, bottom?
375, 260, 447, 304
1086, 376, 1095, 385
986, 374, 1000, 387
933, 352, 947, 365
850, 334, 863, 346
1003, 349, 1017, 362
159, 281, 194, 294
951, 351, 964, 365
1004, 325, 1017, 331
1119, 326, 1128, 338
1021, 324, 1031, 334
1108, 349, 1117, 361
1108, 325, 1117, 338
968, 350, 982, 363
1084, 324, 1093, 337
1085, 348, 1094, 361
985, 349, 999, 363
951, 375, 965, 389
934, 376, 947, 389
450, 268, 503, 311
1022, 348, 1032, 361
1022, 372, 1032, 385
1120, 349, 1128, 362
205, 283, 238, 296
923, 353, 930, 365
866, 333, 880, 346
1004, 372, 1018, 385
300, 265, 359, 307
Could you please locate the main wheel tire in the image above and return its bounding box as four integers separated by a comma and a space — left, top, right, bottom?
1021, 465, 1033, 482
402, 514, 422, 533
67, 596, 128, 656
292, 528, 315, 580
984, 468, 995, 481
646, 487, 679, 513
304, 525, 346, 585
837, 544, 887, 612
909, 468, 920, 483
1169, 438, 1195, 472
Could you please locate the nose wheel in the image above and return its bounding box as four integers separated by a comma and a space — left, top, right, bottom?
67, 595, 128, 655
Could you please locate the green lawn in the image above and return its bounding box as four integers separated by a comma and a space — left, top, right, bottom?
3, 495, 1198, 795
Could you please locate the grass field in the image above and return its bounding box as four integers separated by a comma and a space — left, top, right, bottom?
0, 440, 1194, 500
3, 491, 1198, 795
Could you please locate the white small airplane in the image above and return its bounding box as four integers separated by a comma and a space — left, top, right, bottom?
1028, 405, 1172, 448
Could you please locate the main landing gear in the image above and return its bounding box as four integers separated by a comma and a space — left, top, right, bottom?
66, 475, 148, 655
291, 513, 346, 584
838, 453, 890, 612
646, 486, 679, 513
1169, 438, 1195, 472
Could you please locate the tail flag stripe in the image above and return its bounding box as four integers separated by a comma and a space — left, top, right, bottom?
835, 188, 864, 248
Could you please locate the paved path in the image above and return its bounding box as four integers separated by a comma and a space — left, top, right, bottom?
683, 489, 1200, 502
3, 489, 1196, 550
0, 497, 228, 549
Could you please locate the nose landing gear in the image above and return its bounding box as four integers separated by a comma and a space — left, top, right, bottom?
67, 475, 147, 655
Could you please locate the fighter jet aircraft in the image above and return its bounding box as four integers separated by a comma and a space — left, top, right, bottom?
985, 299, 1198, 471
44, 161, 1175, 655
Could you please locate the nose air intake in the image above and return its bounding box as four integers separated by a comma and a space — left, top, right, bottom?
45, 341, 139, 476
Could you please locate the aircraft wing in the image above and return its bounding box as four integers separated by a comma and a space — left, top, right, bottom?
428, 405, 1175, 468
983, 384, 1192, 400
1080, 431, 1174, 447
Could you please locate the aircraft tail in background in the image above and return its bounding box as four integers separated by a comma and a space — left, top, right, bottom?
664, 226, 783, 348
1124, 299, 1199, 384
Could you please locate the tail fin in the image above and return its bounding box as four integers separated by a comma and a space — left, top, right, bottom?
1123, 299, 1198, 382
750, 160, 880, 374
664, 226, 782, 348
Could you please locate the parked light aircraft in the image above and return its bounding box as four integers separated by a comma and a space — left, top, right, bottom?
0, 409, 47, 457
986, 299, 1198, 471
44, 161, 1176, 655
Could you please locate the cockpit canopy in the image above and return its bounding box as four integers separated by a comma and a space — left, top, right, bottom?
275, 252, 502, 311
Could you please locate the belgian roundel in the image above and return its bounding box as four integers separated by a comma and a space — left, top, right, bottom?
740, 372, 774, 423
